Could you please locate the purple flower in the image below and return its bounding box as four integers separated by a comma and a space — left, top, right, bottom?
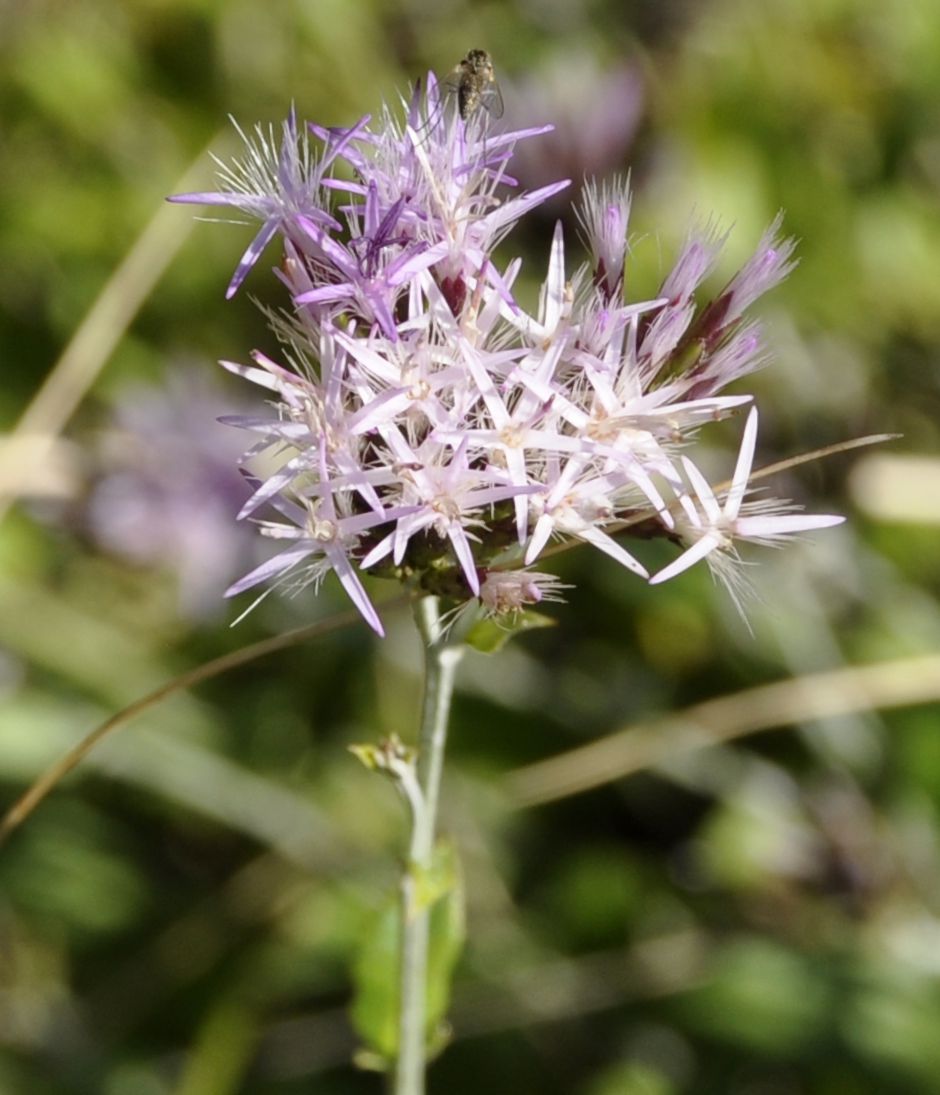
649, 407, 844, 611
501, 51, 645, 212
576, 177, 633, 300
87, 370, 259, 620
171, 68, 843, 634
169, 109, 359, 298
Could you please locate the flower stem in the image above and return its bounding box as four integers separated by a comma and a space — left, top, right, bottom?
393, 596, 464, 1095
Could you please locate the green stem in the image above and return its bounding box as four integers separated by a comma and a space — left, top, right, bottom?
392, 596, 464, 1095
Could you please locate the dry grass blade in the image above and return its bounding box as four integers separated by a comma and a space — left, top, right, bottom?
0, 603, 401, 844
741, 432, 901, 484
0, 130, 227, 520
505, 653, 940, 807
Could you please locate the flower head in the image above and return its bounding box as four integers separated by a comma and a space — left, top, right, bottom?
171, 66, 843, 634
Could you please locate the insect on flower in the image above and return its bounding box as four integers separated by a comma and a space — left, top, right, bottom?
443, 49, 505, 121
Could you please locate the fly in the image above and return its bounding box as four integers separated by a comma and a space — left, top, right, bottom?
443, 49, 504, 122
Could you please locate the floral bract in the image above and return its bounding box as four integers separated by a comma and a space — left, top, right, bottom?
171, 71, 843, 636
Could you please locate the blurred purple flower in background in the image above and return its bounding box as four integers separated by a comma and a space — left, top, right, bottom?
502, 49, 645, 209
88, 370, 258, 620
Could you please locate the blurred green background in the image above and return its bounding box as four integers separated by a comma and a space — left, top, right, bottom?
2, 1, 940, 1092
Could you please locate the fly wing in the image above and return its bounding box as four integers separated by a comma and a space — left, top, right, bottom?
412, 69, 454, 136
479, 79, 504, 120
441, 66, 464, 97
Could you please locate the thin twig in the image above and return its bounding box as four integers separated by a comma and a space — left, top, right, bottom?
505, 653, 940, 807
0, 602, 406, 844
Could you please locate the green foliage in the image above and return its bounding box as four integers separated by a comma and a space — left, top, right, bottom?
464, 609, 557, 654
678, 937, 831, 1054
351, 840, 465, 1067
585, 1061, 676, 1095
